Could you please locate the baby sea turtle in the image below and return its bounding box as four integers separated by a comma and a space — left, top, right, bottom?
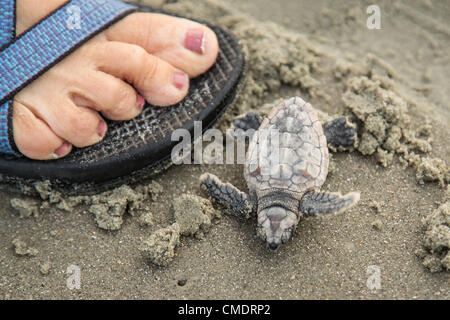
200, 97, 360, 251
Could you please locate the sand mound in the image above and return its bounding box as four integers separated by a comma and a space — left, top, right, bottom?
12, 238, 38, 257
173, 194, 220, 238
140, 193, 219, 266
10, 198, 40, 218
29, 182, 154, 231
342, 74, 448, 184
416, 200, 450, 272
140, 223, 181, 267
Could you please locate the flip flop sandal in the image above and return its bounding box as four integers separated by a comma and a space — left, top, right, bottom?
0, 0, 246, 196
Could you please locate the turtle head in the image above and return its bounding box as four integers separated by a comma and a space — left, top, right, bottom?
257, 206, 298, 252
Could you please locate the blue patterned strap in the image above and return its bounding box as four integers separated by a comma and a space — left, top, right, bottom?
0, 101, 15, 155
0, 0, 15, 46
0, 0, 137, 155
0, 0, 16, 155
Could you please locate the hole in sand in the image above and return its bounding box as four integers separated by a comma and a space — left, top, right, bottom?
177, 279, 187, 287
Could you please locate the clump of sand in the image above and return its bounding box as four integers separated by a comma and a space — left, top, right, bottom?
12, 238, 38, 257
85, 185, 150, 230
149, 181, 164, 201
138, 211, 154, 227
341, 73, 448, 184
140, 193, 219, 266
33, 182, 153, 230
140, 223, 181, 267
416, 200, 450, 273
415, 158, 449, 185
173, 193, 220, 238
40, 261, 52, 275
14, 179, 220, 266
10, 198, 40, 218
10, 181, 163, 230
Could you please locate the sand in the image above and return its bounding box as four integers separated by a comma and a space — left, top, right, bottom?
140, 194, 220, 267
0, 0, 448, 299
416, 192, 450, 273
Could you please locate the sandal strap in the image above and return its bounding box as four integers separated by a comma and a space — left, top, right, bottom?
0, 100, 15, 155
0, 0, 137, 155
0, 1, 16, 155
0, 0, 16, 46
0, 0, 137, 105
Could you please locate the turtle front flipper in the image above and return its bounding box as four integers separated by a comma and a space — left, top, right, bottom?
299, 190, 360, 217
323, 117, 356, 148
229, 112, 262, 140
200, 173, 256, 219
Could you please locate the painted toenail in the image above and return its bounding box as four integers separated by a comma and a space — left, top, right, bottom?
173, 72, 187, 90
184, 29, 205, 54
136, 94, 145, 111
54, 142, 71, 157
98, 120, 107, 137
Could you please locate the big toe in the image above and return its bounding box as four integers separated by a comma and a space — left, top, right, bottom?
104, 13, 219, 78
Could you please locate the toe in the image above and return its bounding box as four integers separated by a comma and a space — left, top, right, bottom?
13, 102, 72, 160
70, 71, 144, 121
20, 96, 107, 149
93, 41, 189, 106
104, 13, 219, 78
49, 104, 107, 148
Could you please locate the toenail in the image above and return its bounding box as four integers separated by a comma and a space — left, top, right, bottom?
54, 142, 71, 157
173, 72, 187, 90
184, 29, 205, 54
136, 94, 145, 111
98, 120, 107, 137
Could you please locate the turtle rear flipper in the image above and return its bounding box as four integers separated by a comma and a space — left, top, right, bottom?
233, 112, 262, 131
299, 190, 360, 217
200, 173, 255, 219
229, 112, 262, 141
323, 117, 356, 148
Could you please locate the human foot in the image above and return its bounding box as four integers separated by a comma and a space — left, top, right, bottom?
12, 0, 219, 160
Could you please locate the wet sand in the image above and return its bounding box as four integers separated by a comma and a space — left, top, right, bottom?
0, 0, 448, 299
